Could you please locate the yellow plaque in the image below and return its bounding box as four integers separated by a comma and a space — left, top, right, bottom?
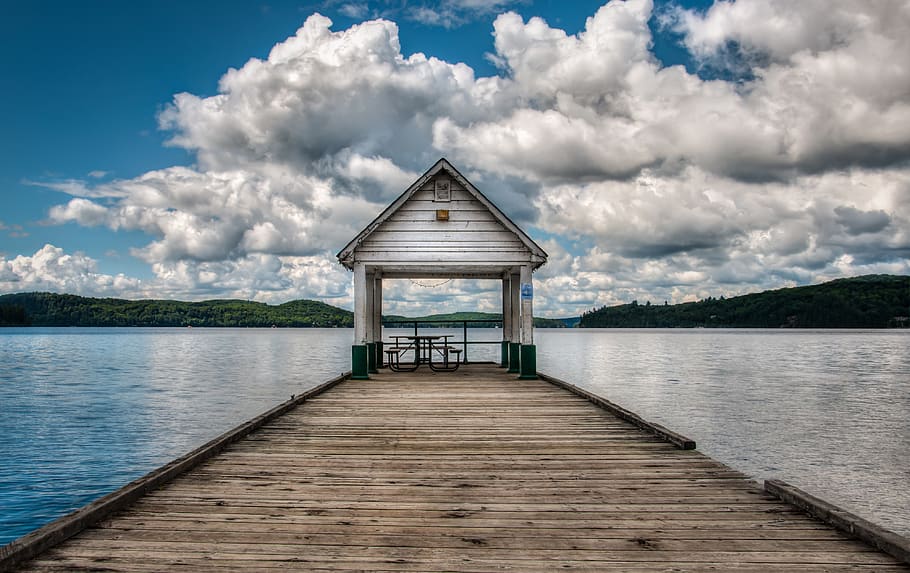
435, 209, 449, 221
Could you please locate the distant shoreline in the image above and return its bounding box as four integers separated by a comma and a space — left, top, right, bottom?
2, 274, 908, 329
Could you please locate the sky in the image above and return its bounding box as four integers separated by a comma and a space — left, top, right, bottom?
2, 0, 909, 317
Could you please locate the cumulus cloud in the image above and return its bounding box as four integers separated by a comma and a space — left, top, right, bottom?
0, 245, 143, 297
157, 14, 493, 176
21, 1, 910, 316
0, 244, 358, 307
47, 165, 380, 263
440, 0, 910, 183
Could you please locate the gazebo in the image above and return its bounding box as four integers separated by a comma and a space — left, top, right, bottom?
337, 158, 547, 379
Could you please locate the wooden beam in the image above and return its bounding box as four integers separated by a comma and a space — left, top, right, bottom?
364, 271, 374, 344
509, 272, 520, 343
501, 274, 511, 343
765, 479, 910, 565
372, 276, 382, 344
537, 371, 697, 450
352, 263, 367, 346
520, 265, 533, 345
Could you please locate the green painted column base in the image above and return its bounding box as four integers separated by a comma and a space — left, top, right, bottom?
367, 342, 378, 373
500, 341, 509, 368
507, 342, 521, 373
518, 344, 537, 379
375, 341, 383, 369
351, 345, 369, 379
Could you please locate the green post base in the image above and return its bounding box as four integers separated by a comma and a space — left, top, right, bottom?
507, 342, 521, 373
518, 344, 537, 379
367, 342, 378, 373
351, 345, 369, 379
375, 341, 383, 368
500, 341, 509, 368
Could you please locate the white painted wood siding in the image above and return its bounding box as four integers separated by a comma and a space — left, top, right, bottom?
356, 178, 535, 265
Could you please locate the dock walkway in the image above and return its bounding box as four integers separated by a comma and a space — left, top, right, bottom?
13, 364, 909, 571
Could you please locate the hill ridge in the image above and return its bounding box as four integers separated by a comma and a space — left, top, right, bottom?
580, 274, 909, 329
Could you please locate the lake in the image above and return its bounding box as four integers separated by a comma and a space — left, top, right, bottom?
1, 327, 908, 546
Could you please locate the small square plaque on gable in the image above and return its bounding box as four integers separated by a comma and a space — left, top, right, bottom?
434, 179, 451, 202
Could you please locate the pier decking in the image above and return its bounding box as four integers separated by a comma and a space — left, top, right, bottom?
11, 364, 909, 572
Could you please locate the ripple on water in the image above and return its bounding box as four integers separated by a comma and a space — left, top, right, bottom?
535, 328, 910, 538
0, 327, 352, 545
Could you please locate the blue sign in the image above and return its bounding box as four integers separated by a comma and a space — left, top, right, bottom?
520, 283, 533, 300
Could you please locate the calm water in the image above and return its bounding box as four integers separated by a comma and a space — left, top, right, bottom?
0, 328, 352, 545
536, 329, 910, 538
0, 327, 908, 546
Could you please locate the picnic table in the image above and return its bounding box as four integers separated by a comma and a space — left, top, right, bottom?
384, 334, 461, 372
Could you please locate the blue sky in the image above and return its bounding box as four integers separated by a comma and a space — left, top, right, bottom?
2, 0, 908, 316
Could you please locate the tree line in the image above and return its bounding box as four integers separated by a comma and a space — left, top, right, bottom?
579, 275, 910, 328
383, 311, 569, 328
0, 293, 354, 328
0, 294, 573, 328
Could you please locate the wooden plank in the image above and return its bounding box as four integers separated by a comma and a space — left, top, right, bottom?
378, 219, 506, 231
8, 364, 908, 572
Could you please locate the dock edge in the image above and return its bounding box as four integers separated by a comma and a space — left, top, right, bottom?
0, 371, 352, 572
537, 371, 696, 450
765, 479, 910, 565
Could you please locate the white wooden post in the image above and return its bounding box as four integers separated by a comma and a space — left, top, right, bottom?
520, 265, 533, 345
365, 270, 377, 373
518, 264, 537, 379
508, 271, 521, 373
351, 262, 369, 379
501, 274, 511, 367
353, 263, 367, 344
365, 271, 374, 342
373, 274, 383, 369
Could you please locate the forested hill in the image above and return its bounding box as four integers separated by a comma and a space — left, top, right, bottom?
383, 311, 570, 328
0, 293, 353, 327
0, 293, 572, 328
579, 275, 910, 329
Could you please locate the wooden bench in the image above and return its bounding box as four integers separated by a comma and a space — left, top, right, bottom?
429, 345, 461, 372
385, 347, 418, 372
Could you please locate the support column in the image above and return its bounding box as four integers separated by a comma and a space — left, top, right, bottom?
365, 272, 377, 374
508, 271, 521, 373
500, 273, 511, 367
519, 264, 537, 379
351, 262, 369, 379
373, 274, 383, 369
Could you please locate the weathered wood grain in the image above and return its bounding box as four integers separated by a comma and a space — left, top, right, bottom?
9, 364, 909, 572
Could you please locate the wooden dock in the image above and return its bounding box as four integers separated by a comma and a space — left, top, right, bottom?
8, 364, 910, 572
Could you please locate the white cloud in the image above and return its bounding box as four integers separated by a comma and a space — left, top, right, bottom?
0, 244, 143, 297
20, 1, 910, 317
439, 0, 910, 184
339, 3, 369, 19
157, 13, 492, 176
47, 165, 380, 263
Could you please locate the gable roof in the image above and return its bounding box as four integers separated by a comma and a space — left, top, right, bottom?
337, 158, 547, 271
